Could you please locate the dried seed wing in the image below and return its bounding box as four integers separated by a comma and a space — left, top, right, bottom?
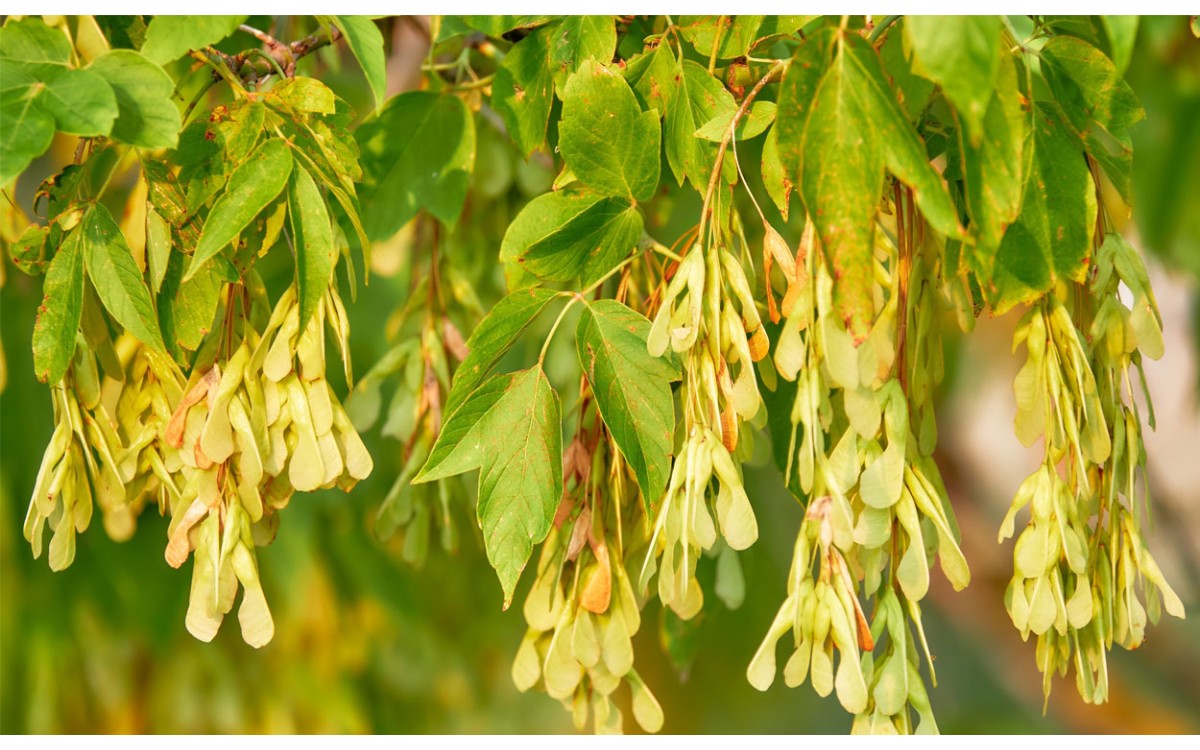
165, 497, 209, 568
167, 367, 219, 448
231, 543, 274, 648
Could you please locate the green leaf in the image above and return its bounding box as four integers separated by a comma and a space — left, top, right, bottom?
548, 16, 617, 89
558, 59, 660, 202
417, 368, 563, 608
846, 35, 960, 239
501, 189, 643, 287
32, 229, 84, 384
420, 371, 517, 481
905, 16, 1002, 143
88, 50, 181, 148
19, 65, 117, 136
577, 300, 680, 508
81, 204, 164, 350
491, 25, 555, 156
1040, 35, 1144, 139
753, 16, 815, 46
801, 36, 882, 343
222, 101, 266, 165
157, 249, 222, 354
989, 105, 1096, 313
187, 138, 293, 280
139, 15, 246, 64
0, 76, 54, 185
1087, 131, 1132, 203
0, 17, 72, 64
269, 77, 336, 115
801, 33, 961, 341
877, 24, 934, 122
665, 59, 735, 191
695, 101, 775, 142
625, 41, 676, 118
288, 166, 335, 332
145, 206, 171, 294
768, 28, 835, 218
474, 367, 563, 607
958, 52, 1025, 281
357, 91, 475, 240
331, 17, 386, 113
1100, 16, 1139, 75
94, 17, 148, 52
445, 287, 559, 415
677, 16, 764, 60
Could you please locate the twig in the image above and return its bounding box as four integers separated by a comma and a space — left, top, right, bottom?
229, 22, 345, 81
697, 59, 789, 242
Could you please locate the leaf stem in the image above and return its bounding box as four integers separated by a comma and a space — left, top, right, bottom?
645, 239, 682, 262
697, 59, 789, 243
867, 15, 902, 44
707, 16, 726, 74
537, 253, 640, 365
92, 147, 134, 203
539, 296, 579, 365
182, 75, 220, 124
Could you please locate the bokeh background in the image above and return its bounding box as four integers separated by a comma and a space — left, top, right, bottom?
2, 15, 1198, 733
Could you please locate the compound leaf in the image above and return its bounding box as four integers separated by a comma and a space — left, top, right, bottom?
445, 287, 559, 415
357, 91, 475, 239
417, 368, 562, 609
502, 189, 643, 287
558, 59, 660, 202
577, 300, 680, 508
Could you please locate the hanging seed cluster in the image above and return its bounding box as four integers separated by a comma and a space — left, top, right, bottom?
644, 233, 764, 618
22, 72, 373, 648
25, 334, 184, 570
512, 419, 664, 734
15, 13, 1191, 737
757, 203, 970, 734
350, 314, 470, 566
1002, 233, 1183, 704
163, 285, 370, 646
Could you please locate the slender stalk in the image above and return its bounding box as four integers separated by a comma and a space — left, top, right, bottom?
867, 15, 902, 44
538, 296, 580, 365
707, 16, 725, 74
697, 59, 789, 243
182, 76, 220, 125
537, 253, 640, 365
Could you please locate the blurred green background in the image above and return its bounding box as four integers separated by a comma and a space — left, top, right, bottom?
2, 15, 1199, 733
